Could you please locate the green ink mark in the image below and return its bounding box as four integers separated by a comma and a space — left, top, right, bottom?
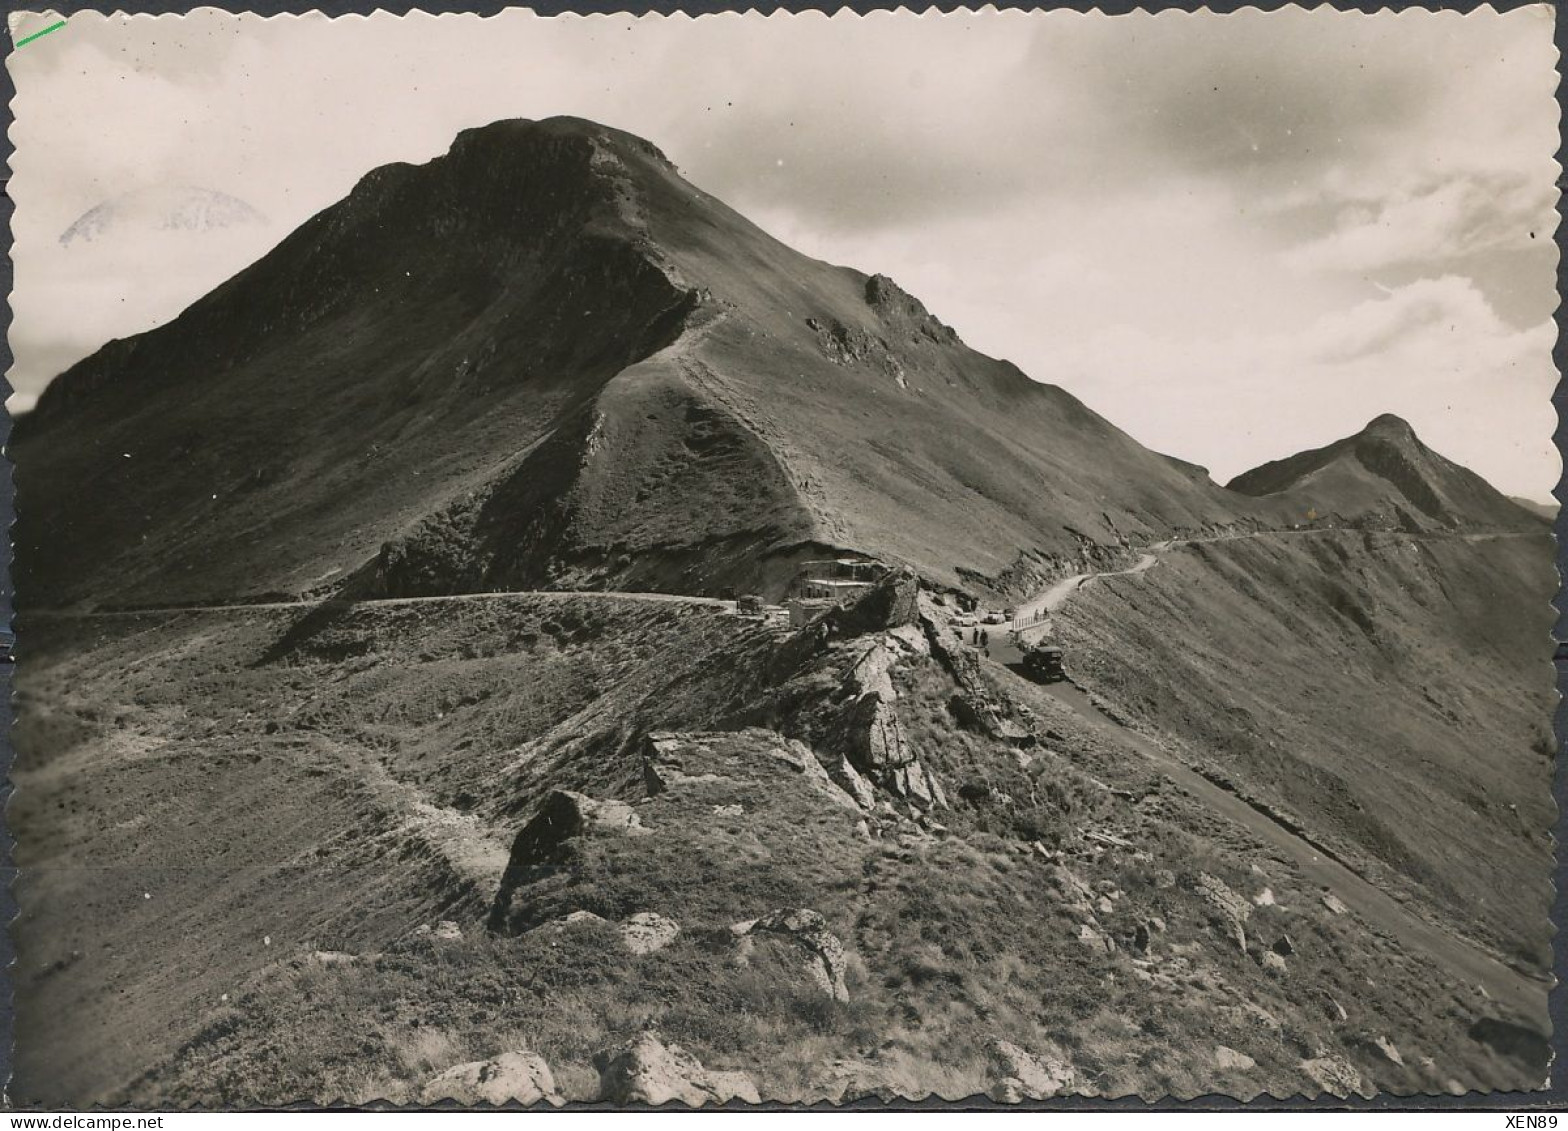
15, 20, 66, 48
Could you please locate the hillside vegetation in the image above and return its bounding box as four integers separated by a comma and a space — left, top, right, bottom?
11, 573, 1549, 1105
1056, 530, 1556, 970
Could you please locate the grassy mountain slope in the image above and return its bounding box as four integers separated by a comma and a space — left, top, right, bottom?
10, 115, 1554, 1109
1509, 496, 1559, 521
614, 147, 1255, 591
15, 121, 712, 608
12, 580, 1545, 1105
1055, 530, 1556, 973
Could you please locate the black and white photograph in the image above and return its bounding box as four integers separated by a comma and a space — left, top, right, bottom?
3, 3, 1561, 1108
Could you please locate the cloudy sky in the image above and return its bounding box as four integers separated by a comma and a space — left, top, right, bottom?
7, 6, 1561, 498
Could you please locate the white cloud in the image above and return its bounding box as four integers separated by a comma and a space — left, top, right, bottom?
1283, 169, 1558, 278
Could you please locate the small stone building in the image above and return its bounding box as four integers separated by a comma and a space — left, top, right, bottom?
787, 597, 836, 627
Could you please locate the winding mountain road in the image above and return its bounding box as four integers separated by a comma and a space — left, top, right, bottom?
1003, 527, 1538, 651
30, 589, 739, 620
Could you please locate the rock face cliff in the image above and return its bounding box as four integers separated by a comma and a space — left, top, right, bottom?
17, 116, 1253, 609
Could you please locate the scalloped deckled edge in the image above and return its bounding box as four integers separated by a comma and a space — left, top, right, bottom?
1, 0, 1563, 1112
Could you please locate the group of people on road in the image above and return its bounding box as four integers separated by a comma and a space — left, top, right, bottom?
971, 626, 989, 648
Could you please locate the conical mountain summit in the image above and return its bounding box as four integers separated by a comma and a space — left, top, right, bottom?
16, 118, 1536, 609
17, 117, 1250, 607
1226, 413, 1545, 532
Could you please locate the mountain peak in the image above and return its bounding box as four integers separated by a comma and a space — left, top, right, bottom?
1361, 413, 1419, 442
447, 116, 676, 170
1227, 415, 1541, 532
13, 117, 1251, 607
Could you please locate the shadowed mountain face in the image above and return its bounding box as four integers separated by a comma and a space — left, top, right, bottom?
1226, 414, 1547, 533
18, 116, 1258, 609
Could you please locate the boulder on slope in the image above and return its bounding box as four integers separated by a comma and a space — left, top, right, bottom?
418, 1051, 564, 1106
594, 1033, 759, 1106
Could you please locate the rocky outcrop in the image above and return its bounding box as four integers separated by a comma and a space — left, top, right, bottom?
1368, 1035, 1405, 1066
864, 274, 961, 348
825, 624, 946, 809
918, 595, 1031, 746
419, 1051, 565, 1106
620, 912, 681, 955
732, 908, 850, 1002
802, 1059, 911, 1103
508, 790, 648, 866
844, 680, 911, 768
1300, 1050, 1366, 1097
823, 752, 877, 810
731, 573, 948, 810
1215, 1046, 1257, 1071
309, 950, 360, 967
594, 1034, 759, 1106
410, 920, 464, 943
821, 568, 921, 637
1194, 872, 1251, 953
551, 910, 609, 929
641, 730, 868, 814
805, 316, 909, 388
1075, 922, 1115, 955
491, 790, 650, 931
984, 1038, 1079, 1101
541, 907, 679, 956
642, 733, 735, 795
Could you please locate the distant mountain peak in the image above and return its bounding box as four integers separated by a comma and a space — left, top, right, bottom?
1228, 415, 1542, 532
